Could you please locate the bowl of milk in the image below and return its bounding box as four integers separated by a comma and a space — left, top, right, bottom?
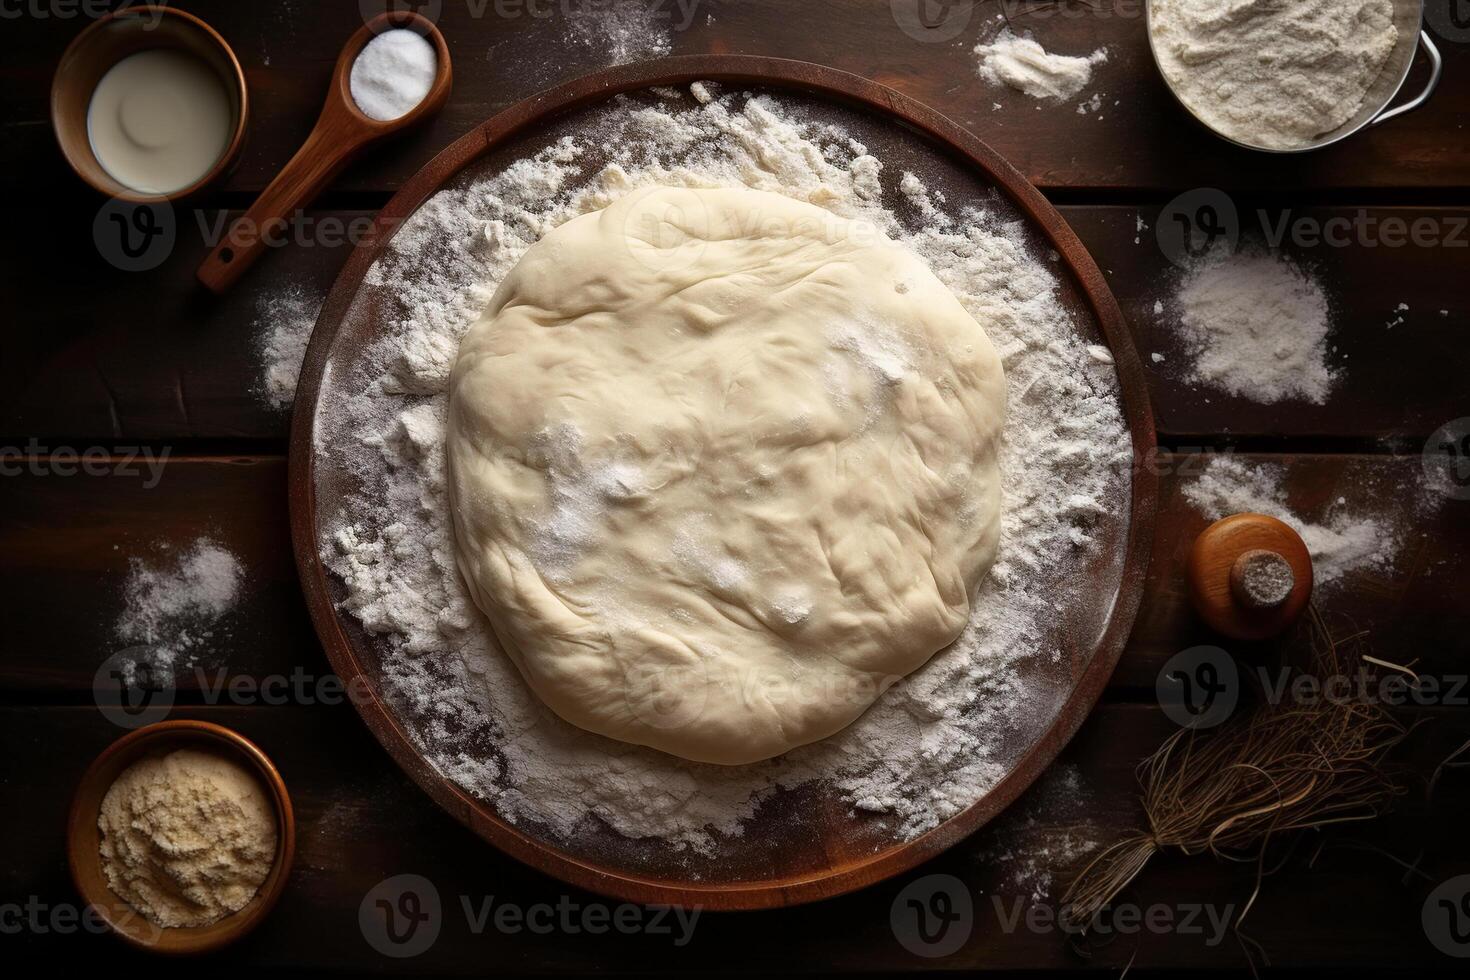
51, 5, 248, 201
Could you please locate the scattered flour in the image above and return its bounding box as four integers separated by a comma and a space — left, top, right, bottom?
1150, 0, 1398, 149
975, 29, 1108, 101
1183, 456, 1398, 589
254, 282, 323, 411
115, 538, 243, 668
566, 0, 673, 63
1076, 92, 1105, 117
1171, 247, 1335, 404
312, 85, 1133, 852
978, 763, 1101, 903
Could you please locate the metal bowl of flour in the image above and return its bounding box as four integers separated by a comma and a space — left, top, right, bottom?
1145, 0, 1442, 153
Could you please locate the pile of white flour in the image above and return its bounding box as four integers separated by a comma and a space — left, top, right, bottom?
1168, 247, 1335, 405
313, 85, 1133, 850
975, 28, 1108, 102
1151, 0, 1398, 149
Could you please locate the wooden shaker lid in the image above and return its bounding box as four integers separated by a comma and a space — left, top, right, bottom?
1186, 513, 1313, 640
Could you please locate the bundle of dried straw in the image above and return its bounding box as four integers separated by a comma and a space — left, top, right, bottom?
1060, 605, 1409, 940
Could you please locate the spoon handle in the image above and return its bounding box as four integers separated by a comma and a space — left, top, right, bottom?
196, 104, 374, 295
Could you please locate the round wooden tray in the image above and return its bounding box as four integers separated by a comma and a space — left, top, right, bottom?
288, 56, 1157, 910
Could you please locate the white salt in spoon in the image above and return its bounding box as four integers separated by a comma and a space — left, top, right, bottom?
197, 11, 451, 294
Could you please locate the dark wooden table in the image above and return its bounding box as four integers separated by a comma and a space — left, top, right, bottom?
3, 1, 1468, 974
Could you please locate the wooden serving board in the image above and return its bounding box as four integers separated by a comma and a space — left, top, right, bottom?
287, 56, 1158, 909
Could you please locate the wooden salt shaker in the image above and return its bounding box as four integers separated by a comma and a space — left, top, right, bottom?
1186, 513, 1313, 640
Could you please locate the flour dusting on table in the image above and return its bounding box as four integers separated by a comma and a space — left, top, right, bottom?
115, 538, 243, 670
312, 85, 1133, 850
254, 281, 323, 411
978, 763, 1101, 902
566, 0, 674, 63
1184, 456, 1406, 590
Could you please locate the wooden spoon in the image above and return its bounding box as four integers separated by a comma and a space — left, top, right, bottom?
196, 11, 451, 294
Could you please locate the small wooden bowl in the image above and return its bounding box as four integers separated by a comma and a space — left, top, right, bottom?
51, 5, 249, 203
66, 720, 295, 955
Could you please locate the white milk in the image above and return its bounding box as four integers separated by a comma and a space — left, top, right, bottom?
87, 49, 233, 195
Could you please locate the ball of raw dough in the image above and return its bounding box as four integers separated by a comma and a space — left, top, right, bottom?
447, 186, 1006, 765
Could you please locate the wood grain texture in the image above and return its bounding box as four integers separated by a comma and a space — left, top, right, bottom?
0, 456, 318, 693
1, 0, 1466, 969
4, 206, 1467, 445
3, 1, 1468, 194
4, 704, 1466, 971
2, 455, 1464, 698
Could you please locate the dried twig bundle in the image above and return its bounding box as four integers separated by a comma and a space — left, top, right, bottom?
1061, 604, 1408, 933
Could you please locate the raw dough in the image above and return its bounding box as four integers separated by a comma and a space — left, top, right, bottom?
446, 186, 1006, 764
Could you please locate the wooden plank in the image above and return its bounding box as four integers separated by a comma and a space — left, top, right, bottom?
0, 201, 357, 443
1116, 452, 1470, 692
3, 703, 1464, 971
0, 456, 319, 693
2, 2, 1467, 195
4, 205, 1467, 444
2, 454, 1464, 700
1068, 206, 1470, 446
